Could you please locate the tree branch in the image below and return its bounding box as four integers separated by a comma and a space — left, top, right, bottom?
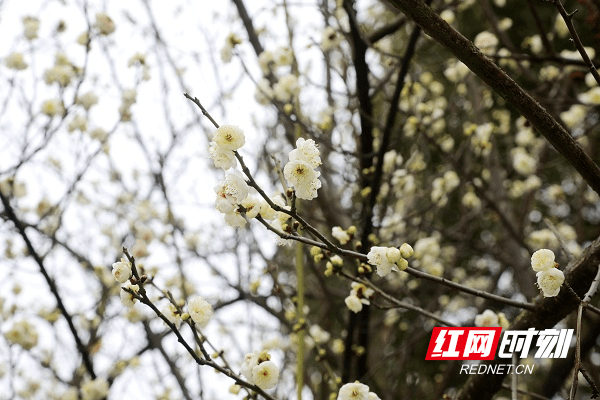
385, 0, 600, 196
0, 191, 96, 379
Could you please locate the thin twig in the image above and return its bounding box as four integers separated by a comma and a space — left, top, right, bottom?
582, 263, 600, 304
184, 93, 220, 129
0, 191, 97, 379
121, 248, 280, 400
544, 218, 574, 262
567, 263, 600, 399
345, 273, 458, 327
569, 303, 583, 399
404, 267, 537, 311
544, 0, 600, 86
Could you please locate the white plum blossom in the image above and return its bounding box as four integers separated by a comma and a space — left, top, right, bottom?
112, 258, 132, 283
321, 26, 341, 51
531, 249, 555, 272
119, 88, 137, 121
81, 378, 109, 400
345, 282, 373, 313
273, 46, 294, 67
209, 141, 237, 170
223, 210, 247, 228
95, 12, 115, 35
240, 351, 278, 389
76, 91, 99, 111
162, 303, 181, 328
345, 295, 363, 313
241, 196, 261, 218
255, 78, 274, 105
474, 309, 499, 327
443, 60, 470, 83
367, 246, 408, 277
22, 16, 40, 40
338, 381, 370, 400
120, 283, 139, 306
497, 312, 510, 329
188, 296, 213, 328
215, 173, 249, 206
258, 199, 276, 220
127, 52, 146, 67
241, 352, 260, 382
208, 125, 246, 170
382, 150, 400, 174
212, 125, 245, 151
215, 195, 235, 214
284, 159, 321, 200
474, 31, 498, 55
560, 104, 587, 129
68, 114, 88, 133
367, 247, 392, 270
431, 170, 460, 204
309, 324, 331, 344
462, 190, 481, 209
4, 320, 38, 350
561, 47, 595, 61
578, 87, 600, 105
4, 52, 28, 70
332, 226, 351, 244
512, 148, 537, 175
258, 50, 274, 75
273, 74, 300, 102
537, 268, 565, 297
224, 211, 247, 227
77, 31, 90, 46
289, 138, 321, 168
440, 9, 455, 23
252, 360, 279, 389
220, 33, 241, 63
284, 160, 319, 187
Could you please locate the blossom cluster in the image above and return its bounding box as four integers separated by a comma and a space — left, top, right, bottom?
208, 126, 302, 236
283, 138, 322, 200
208, 125, 258, 227
220, 33, 242, 63
366, 243, 414, 277
214, 172, 254, 228
209, 125, 245, 170
531, 249, 564, 297
240, 350, 279, 390
119, 88, 137, 121
5, 320, 38, 350
332, 225, 356, 245
112, 258, 142, 307
337, 381, 381, 400
43, 52, 78, 87
412, 235, 444, 277
82, 378, 110, 400
252, 46, 300, 105
431, 170, 460, 205
321, 26, 342, 52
